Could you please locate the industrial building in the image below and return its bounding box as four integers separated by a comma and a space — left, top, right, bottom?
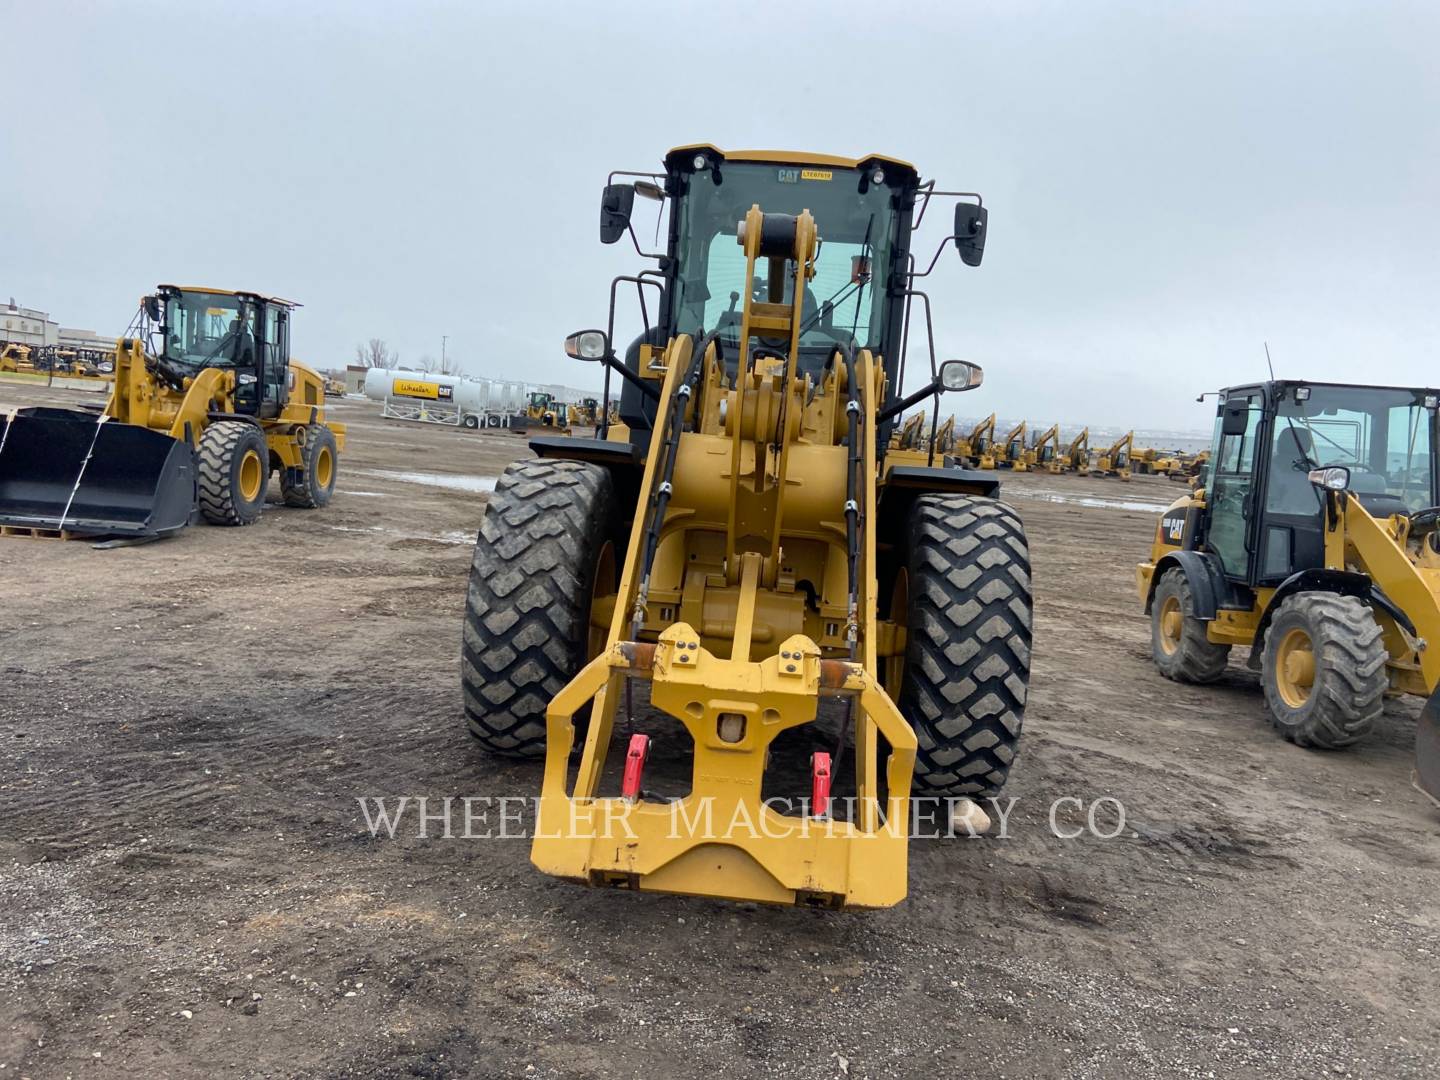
3, 297, 116, 357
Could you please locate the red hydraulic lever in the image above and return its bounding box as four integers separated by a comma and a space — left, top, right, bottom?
621, 733, 650, 802
810, 751, 832, 818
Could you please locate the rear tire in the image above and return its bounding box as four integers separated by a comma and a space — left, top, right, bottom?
1151, 568, 1230, 682
898, 495, 1033, 799
198, 421, 268, 526
281, 425, 338, 508
461, 459, 617, 757
1261, 592, 1386, 748
463, 414, 480, 429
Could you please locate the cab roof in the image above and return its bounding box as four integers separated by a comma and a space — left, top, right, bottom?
158, 284, 301, 309
666, 144, 917, 176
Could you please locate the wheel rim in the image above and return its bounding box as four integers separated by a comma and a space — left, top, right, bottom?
238, 449, 263, 502
1157, 595, 1183, 656
1275, 627, 1315, 708
314, 445, 334, 489
884, 568, 909, 696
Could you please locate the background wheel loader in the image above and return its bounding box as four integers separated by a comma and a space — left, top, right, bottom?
1137, 379, 1440, 802
0, 285, 344, 540
461, 146, 1034, 909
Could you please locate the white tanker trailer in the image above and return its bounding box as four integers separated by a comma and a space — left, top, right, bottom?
363, 368, 527, 429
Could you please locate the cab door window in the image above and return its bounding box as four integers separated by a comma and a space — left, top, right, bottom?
261, 307, 287, 417
1207, 394, 1264, 581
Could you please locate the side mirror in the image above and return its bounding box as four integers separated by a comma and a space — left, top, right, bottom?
939, 359, 984, 392
564, 329, 610, 361
600, 184, 636, 245
1220, 401, 1250, 436
954, 203, 988, 267
1308, 466, 1350, 491
875, 360, 984, 424
143, 295, 161, 321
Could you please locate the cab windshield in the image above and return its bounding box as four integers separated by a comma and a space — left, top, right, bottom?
671, 163, 901, 363
162, 293, 255, 368
1274, 385, 1437, 511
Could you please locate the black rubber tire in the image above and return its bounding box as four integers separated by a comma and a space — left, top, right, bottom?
198, 421, 268, 526
1261, 592, 1386, 748
897, 495, 1033, 798
485, 415, 500, 428
281, 425, 338, 508
462, 414, 480, 429
461, 459, 617, 757
1151, 568, 1230, 683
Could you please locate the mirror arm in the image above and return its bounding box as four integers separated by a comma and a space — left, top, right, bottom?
595, 352, 661, 402
912, 187, 983, 231
905, 235, 960, 280
878, 379, 941, 425
625, 222, 666, 260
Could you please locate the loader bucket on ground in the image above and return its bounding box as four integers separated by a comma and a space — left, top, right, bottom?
1415, 684, 1440, 807
0, 408, 196, 539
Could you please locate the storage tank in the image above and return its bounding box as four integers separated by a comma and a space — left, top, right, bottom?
364, 368, 530, 426
363, 367, 460, 404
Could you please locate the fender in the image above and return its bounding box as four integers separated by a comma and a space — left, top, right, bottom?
1146, 549, 1228, 618
529, 434, 643, 509
1248, 567, 1415, 666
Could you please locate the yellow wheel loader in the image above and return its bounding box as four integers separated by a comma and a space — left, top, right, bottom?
0, 285, 344, 540
1137, 380, 1440, 802
568, 397, 604, 429
526, 391, 569, 432
461, 146, 1033, 908
1, 343, 36, 375
1132, 447, 1185, 477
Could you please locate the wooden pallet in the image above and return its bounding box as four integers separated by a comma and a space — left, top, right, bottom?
0, 525, 89, 541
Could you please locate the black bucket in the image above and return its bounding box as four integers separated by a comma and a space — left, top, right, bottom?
0, 408, 196, 538
1415, 683, 1440, 807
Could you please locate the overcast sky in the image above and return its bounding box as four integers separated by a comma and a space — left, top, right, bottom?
4, 1, 1437, 431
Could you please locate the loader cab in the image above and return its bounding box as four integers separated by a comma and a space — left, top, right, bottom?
1203, 381, 1439, 588
154, 286, 293, 419
598, 147, 979, 442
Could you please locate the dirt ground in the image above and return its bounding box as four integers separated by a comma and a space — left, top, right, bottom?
2, 381, 1437, 1080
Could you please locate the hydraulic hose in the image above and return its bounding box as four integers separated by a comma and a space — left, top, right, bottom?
630, 330, 722, 639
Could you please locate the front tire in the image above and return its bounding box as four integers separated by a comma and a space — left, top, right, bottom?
198, 421, 268, 526
1261, 592, 1386, 748
461, 460, 617, 757
1151, 568, 1230, 683
897, 495, 1033, 798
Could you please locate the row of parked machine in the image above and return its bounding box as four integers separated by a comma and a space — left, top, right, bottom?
891, 412, 1208, 480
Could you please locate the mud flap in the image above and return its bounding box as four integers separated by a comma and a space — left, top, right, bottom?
1415, 683, 1440, 807
0, 408, 196, 538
